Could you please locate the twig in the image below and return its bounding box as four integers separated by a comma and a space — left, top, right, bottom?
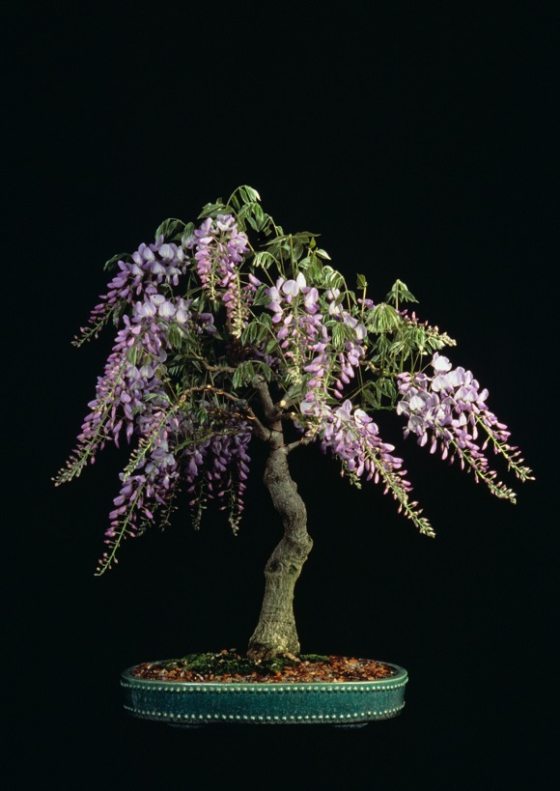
285, 437, 312, 453
245, 405, 273, 442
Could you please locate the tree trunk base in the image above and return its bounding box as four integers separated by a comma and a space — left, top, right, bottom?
247, 413, 312, 663
246, 645, 301, 663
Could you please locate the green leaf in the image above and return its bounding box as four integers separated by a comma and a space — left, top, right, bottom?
232, 361, 256, 389
244, 185, 261, 202
283, 383, 305, 403
181, 221, 195, 247
252, 251, 277, 270
367, 303, 402, 333
362, 385, 379, 407
155, 217, 186, 241
234, 184, 261, 203
360, 377, 397, 410
386, 279, 418, 307
252, 202, 266, 226
414, 329, 429, 353
236, 200, 270, 233
356, 273, 368, 290
103, 252, 129, 273
331, 322, 355, 351
253, 360, 273, 381
240, 319, 259, 345
144, 391, 170, 403
322, 266, 345, 289
126, 345, 138, 365
305, 253, 324, 283
316, 248, 331, 260
262, 235, 291, 258
380, 378, 397, 401
254, 313, 273, 343
111, 302, 127, 327
251, 284, 272, 307
291, 237, 304, 259
167, 324, 185, 350
245, 213, 260, 232
197, 201, 227, 219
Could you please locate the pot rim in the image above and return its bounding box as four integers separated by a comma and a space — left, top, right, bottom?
121, 658, 408, 688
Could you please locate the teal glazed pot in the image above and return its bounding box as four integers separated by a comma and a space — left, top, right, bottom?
121, 660, 408, 727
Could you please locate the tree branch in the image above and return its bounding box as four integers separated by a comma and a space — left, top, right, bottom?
253, 377, 279, 422
246, 406, 273, 443
199, 358, 237, 374
285, 437, 313, 453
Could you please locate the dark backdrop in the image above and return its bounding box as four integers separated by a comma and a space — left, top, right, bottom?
6, 4, 556, 789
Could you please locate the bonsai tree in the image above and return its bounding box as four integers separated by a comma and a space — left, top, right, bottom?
53, 185, 533, 662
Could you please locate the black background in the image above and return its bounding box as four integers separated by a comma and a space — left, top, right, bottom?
7, 4, 557, 789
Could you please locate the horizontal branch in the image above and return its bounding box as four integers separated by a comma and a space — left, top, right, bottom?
202, 360, 236, 374
285, 437, 313, 453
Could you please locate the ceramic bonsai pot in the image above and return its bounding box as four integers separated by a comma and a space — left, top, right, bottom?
121, 660, 408, 727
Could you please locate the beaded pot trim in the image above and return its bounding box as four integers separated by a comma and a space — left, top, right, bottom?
121, 659, 408, 727
123, 702, 406, 724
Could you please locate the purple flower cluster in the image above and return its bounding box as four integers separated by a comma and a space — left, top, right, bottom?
76, 238, 188, 343
267, 272, 328, 388
266, 276, 367, 414
326, 288, 367, 399
96, 406, 181, 574
57, 216, 258, 572
56, 291, 191, 486
320, 399, 409, 484
134, 292, 191, 325
186, 214, 251, 336
396, 353, 529, 499
183, 411, 252, 533
305, 398, 433, 534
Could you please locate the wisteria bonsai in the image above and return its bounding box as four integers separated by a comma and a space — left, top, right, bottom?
54, 185, 533, 667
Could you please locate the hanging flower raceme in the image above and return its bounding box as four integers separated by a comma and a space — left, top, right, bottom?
302, 396, 434, 535
182, 410, 252, 534
328, 292, 367, 400
266, 272, 330, 390
96, 405, 181, 575
266, 276, 367, 406
74, 238, 188, 345
396, 353, 534, 500
54, 291, 192, 486
185, 214, 251, 336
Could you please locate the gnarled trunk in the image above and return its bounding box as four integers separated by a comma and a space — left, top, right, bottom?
247, 441, 313, 661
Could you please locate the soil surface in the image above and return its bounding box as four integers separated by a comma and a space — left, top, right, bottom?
131, 649, 398, 683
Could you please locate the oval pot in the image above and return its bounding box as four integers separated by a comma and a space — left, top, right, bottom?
121, 659, 408, 727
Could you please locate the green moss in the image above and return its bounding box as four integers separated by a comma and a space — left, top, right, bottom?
160, 650, 331, 677
302, 653, 330, 663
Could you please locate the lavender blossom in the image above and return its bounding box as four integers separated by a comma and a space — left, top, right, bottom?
74, 237, 188, 345
186, 214, 250, 336
333, 308, 367, 400
267, 273, 330, 387
182, 411, 252, 534
54, 292, 192, 485
397, 354, 533, 500
309, 399, 434, 536
96, 406, 181, 575
266, 274, 366, 406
